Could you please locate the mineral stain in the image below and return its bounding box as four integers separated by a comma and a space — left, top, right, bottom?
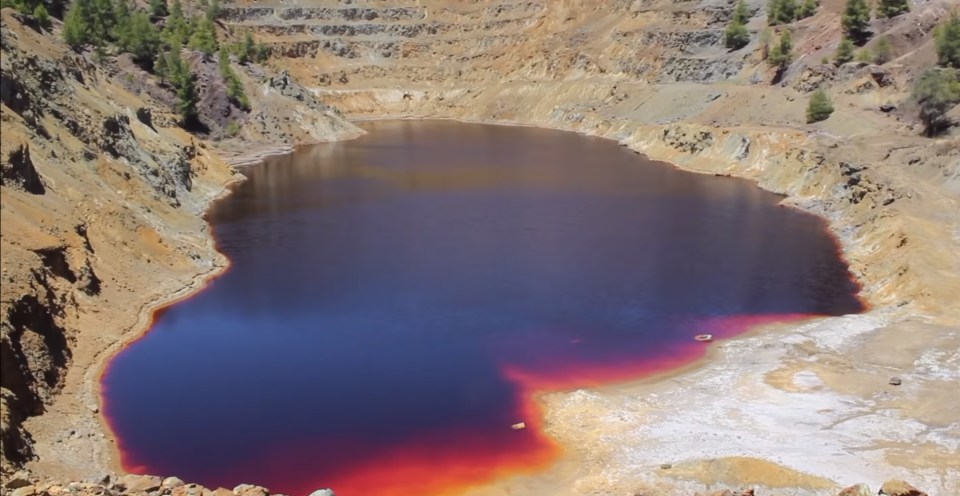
102, 121, 864, 496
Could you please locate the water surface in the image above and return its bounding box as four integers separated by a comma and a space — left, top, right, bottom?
103, 121, 863, 496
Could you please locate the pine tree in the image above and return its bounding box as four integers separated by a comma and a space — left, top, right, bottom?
204, 0, 219, 21
841, 0, 872, 45
33, 3, 50, 28
187, 17, 218, 55
111, 0, 131, 40
254, 42, 269, 63
806, 88, 834, 123
164, 43, 199, 126
796, 0, 818, 19
177, 69, 199, 127
163, 0, 190, 45
89, 0, 116, 44
725, 0, 752, 50
725, 22, 750, 50
768, 29, 793, 68
148, 0, 166, 19
912, 68, 960, 135
732, 0, 750, 25
767, 0, 798, 25
154, 47, 168, 79
237, 30, 255, 64
835, 37, 855, 65
936, 15, 960, 69
63, 0, 91, 48
116, 11, 161, 66
165, 41, 187, 86
759, 28, 773, 60
876, 0, 909, 18
219, 48, 250, 111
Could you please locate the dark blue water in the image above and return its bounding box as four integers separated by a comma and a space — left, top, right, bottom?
102, 121, 863, 496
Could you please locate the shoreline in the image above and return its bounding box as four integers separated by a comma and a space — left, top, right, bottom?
87, 119, 885, 494
58, 116, 952, 494
86, 175, 246, 476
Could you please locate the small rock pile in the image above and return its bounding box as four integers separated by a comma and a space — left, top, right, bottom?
695, 479, 928, 496
1, 472, 336, 496
3, 470, 930, 496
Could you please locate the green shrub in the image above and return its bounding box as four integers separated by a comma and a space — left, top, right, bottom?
835, 37, 855, 65
254, 42, 269, 62
224, 120, 240, 137
872, 35, 893, 64
806, 88, 834, 123
797, 0, 818, 19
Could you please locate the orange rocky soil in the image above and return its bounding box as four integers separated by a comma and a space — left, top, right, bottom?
2, 0, 959, 495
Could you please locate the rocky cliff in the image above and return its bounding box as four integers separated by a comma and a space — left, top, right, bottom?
2, 0, 959, 494
0, 5, 360, 480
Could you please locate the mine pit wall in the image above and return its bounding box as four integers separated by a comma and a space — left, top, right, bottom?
317, 84, 960, 325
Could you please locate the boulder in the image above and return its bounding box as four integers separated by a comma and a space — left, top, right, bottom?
115, 474, 162, 493
233, 484, 270, 496
173, 483, 206, 496
869, 66, 894, 87
163, 476, 186, 488
136, 107, 155, 130
1, 143, 45, 194
838, 483, 871, 496
11, 486, 37, 496
3, 472, 32, 489
879, 480, 927, 496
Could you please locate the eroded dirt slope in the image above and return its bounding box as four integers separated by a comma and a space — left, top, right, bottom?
0, 6, 360, 481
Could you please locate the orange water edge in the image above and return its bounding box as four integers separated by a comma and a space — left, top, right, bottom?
104, 312, 819, 496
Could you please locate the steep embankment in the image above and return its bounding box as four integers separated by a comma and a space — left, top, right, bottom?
1, 0, 959, 495
0, 6, 360, 483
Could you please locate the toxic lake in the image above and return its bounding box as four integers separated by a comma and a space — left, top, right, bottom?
101, 121, 864, 496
